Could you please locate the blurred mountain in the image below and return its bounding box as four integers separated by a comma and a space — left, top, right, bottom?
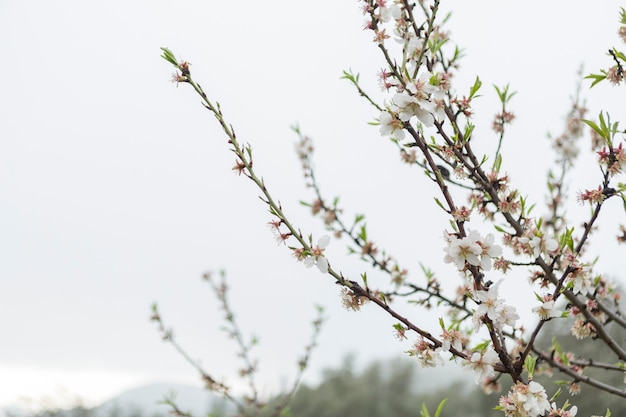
2, 383, 233, 417
93, 382, 233, 417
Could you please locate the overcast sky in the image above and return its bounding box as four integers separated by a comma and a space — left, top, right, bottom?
2, 0, 625, 410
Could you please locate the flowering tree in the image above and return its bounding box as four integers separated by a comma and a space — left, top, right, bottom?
159, 2, 626, 416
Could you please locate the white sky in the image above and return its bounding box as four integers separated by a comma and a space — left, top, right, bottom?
2, 0, 625, 410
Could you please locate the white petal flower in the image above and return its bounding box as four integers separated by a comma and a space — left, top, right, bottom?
494, 303, 520, 327
392, 92, 421, 122
419, 347, 445, 368
304, 235, 330, 273
315, 256, 329, 274
379, 3, 402, 22
533, 299, 562, 320
443, 233, 482, 270
465, 348, 499, 383
379, 111, 405, 140
570, 271, 593, 295
390, 72, 442, 128
544, 237, 559, 252
444, 230, 502, 271
474, 280, 502, 321
474, 280, 518, 328
519, 233, 559, 259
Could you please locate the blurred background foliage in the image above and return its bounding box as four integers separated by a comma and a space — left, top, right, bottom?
10, 314, 625, 417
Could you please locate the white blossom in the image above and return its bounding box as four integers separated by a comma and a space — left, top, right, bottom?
569, 269, 593, 296
474, 280, 519, 328
304, 235, 330, 273
519, 234, 558, 259
444, 230, 503, 271
418, 347, 445, 368
443, 232, 482, 270
499, 381, 551, 417
390, 71, 441, 127
465, 348, 499, 383
532, 299, 562, 320
379, 111, 405, 140
379, 3, 402, 22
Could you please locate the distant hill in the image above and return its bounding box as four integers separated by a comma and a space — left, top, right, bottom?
93, 382, 234, 417
2, 383, 234, 417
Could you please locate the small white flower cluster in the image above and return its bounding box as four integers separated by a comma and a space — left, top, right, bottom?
518, 234, 558, 259
408, 337, 445, 368
379, 72, 446, 140
473, 280, 519, 329
498, 381, 551, 417
443, 229, 503, 271
370, 1, 451, 141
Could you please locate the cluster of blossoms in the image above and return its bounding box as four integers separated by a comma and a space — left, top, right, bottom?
362, 1, 454, 141
597, 142, 626, 175
162, 2, 626, 413
378, 70, 447, 141
605, 61, 625, 85
472, 279, 519, 329
407, 337, 444, 368
291, 235, 331, 274
443, 229, 503, 271
492, 110, 516, 134
560, 248, 594, 296
339, 287, 369, 311
498, 381, 551, 417
548, 403, 578, 417
468, 172, 523, 220
439, 326, 468, 353
576, 185, 608, 205
503, 228, 559, 260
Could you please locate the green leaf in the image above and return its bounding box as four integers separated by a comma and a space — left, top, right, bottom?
584, 72, 606, 88
549, 388, 563, 402
494, 84, 516, 104
469, 76, 482, 99
472, 340, 491, 352
340, 69, 359, 84
434, 399, 447, 417
427, 37, 449, 56
433, 197, 445, 210
493, 153, 502, 173
463, 122, 475, 140
494, 224, 506, 233
160, 47, 178, 66
582, 118, 605, 140
358, 224, 368, 241
525, 354, 537, 379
